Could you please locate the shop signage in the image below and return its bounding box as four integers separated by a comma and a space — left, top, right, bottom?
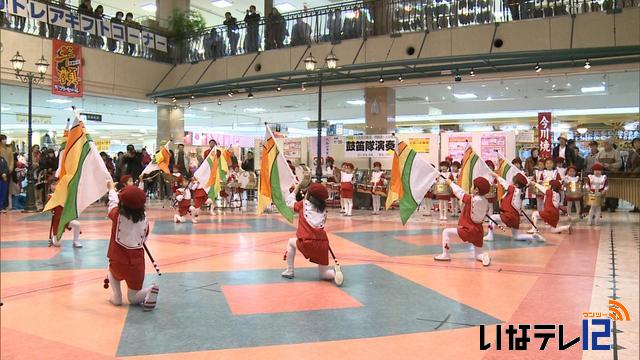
448, 135, 472, 161
94, 139, 110, 151
409, 138, 430, 153
80, 112, 102, 122
308, 120, 328, 129
516, 130, 535, 143
16, 114, 51, 124
283, 139, 302, 159
52, 39, 83, 97
538, 112, 553, 158
344, 134, 395, 158
481, 134, 506, 164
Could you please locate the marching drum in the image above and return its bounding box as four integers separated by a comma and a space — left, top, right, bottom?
585, 192, 603, 206
238, 171, 257, 189
371, 185, 387, 196
295, 165, 312, 188
434, 182, 451, 196
357, 184, 372, 193
535, 180, 550, 196
565, 181, 583, 200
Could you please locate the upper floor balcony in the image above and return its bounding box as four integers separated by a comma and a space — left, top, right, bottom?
2, 0, 638, 65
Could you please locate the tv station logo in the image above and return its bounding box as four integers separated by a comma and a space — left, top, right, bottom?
480, 300, 631, 351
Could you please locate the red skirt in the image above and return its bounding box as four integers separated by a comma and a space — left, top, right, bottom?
109, 260, 145, 290
193, 189, 208, 208
297, 238, 329, 266
500, 208, 520, 229
457, 223, 484, 247
177, 199, 191, 216
540, 207, 560, 228
340, 182, 354, 199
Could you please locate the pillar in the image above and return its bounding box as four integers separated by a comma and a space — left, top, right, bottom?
157, 105, 185, 146
264, 0, 273, 17
364, 87, 396, 134
156, 0, 190, 25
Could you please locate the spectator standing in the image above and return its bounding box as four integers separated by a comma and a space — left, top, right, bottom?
168, 149, 175, 174
626, 138, 640, 174
224, 12, 239, 55
552, 136, 575, 166
114, 151, 124, 180
241, 151, 255, 172
266, 7, 286, 49
101, 151, 115, 179
573, 147, 586, 174
124, 13, 140, 56
76, 0, 93, 45
328, 9, 342, 44
596, 139, 622, 212
108, 11, 124, 52
0, 151, 9, 212
291, 18, 312, 47
51, 0, 69, 40
0, 135, 15, 210
203, 139, 217, 158
585, 141, 600, 173
122, 145, 143, 180
93, 5, 105, 48
343, 6, 364, 39
141, 148, 152, 166
204, 28, 224, 59
175, 144, 189, 178
244, 5, 261, 53
524, 148, 539, 176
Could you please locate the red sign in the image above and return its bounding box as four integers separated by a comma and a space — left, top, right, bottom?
51, 39, 83, 97
538, 112, 552, 158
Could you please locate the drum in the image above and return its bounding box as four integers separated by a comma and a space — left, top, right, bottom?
326, 182, 339, 192
295, 165, 312, 188
434, 182, 451, 196
585, 192, 603, 206
238, 171, 257, 189
357, 184, 372, 193
371, 185, 387, 196
535, 180, 549, 196
565, 181, 583, 199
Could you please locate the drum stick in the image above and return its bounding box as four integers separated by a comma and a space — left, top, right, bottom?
485, 215, 506, 232
520, 210, 538, 231
143, 243, 162, 276
328, 245, 344, 287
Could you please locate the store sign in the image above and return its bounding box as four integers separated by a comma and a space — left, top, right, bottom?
52, 39, 83, 97
344, 135, 395, 158
283, 139, 302, 159
538, 112, 553, 158
516, 130, 535, 143
307, 120, 328, 129
94, 139, 111, 151
80, 112, 102, 122
409, 138, 430, 153
16, 114, 51, 124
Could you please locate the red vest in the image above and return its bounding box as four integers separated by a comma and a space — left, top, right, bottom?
456, 194, 484, 247
499, 185, 520, 229
539, 189, 559, 227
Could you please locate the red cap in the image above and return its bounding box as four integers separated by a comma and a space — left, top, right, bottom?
473, 177, 491, 195
326, 156, 334, 163
119, 185, 146, 210
439, 161, 450, 167
550, 179, 562, 191
373, 161, 382, 168
232, 164, 239, 170
567, 165, 577, 172
511, 157, 522, 165
513, 173, 528, 186
485, 160, 495, 170
445, 155, 453, 162
119, 175, 132, 185
307, 183, 329, 202
592, 163, 604, 171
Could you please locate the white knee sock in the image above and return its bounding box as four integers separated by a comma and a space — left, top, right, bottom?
69, 220, 81, 242
537, 199, 544, 211
531, 211, 540, 228
127, 286, 152, 305
441, 228, 457, 256
108, 270, 122, 305
424, 198, 432, 215
512, 229, 535, 241
318, 265, 335, 280
372, 195, 380, 213
345, 199, 353, 215
594, 206, 602, 224
439, 200, 447, 219
285, 238, 296, 272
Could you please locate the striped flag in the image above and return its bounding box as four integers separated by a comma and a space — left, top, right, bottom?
43, 110, 112, 239
457, 146, 493, 193
194, 146, 229, 201
257, 125, 297, 223
496, 156, 527, 201
141, 141, 171, 176
385, 141, 439, 224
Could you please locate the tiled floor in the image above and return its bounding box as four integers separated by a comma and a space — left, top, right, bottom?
1, 204, 638, 359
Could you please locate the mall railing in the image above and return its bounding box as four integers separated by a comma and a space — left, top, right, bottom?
1, 0, 634, 65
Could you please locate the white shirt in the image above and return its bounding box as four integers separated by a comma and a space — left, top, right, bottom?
587, 174, 608, 192
370, 170, 384, 184
558, 146, 566, 160
450, 182, 489, 224
340, 171, 354, 183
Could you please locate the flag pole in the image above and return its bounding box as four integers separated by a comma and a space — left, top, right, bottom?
264, 123, 298, 182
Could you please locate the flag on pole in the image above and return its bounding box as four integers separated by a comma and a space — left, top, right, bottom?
496, 155, 527, 201
385, 141, 439, 224
140, 141, 171, 176
43, 109, 112, 239
194, 146, 229, 201
258, 125, 297, 222
457, 146, 493, 193
54, 119, 71, 178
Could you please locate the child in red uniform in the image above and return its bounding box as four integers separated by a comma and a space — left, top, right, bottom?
528, 180, 572, 234
435, 161, 454, 221
46, 177, 82, 248
106, 182, 159, 311
434, 177, 492, 266
370, 161, 386, 215
117, 175, 134, 191
585, 163, 608, 226
340, 162, 355, 216
563, 165, 582, 220
281, 183, 335, 281
484, 173, 545, 242
174, 175, 195, 223
190, 179, 211, 221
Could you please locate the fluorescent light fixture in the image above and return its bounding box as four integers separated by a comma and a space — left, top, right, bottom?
133, 108, 155, 113
486, 96, 493, 101
581, 86, 606, 93
244, 107, 266, 113
140, 3, 157, 12
452, 93, 477, 100
184, 113, 198, 118
624, 122, 639, 131
47, 99, 72, 104
211, 0, 233, 8
346, 100, 366, 105
275, 2, 296, 12
302, 116, 311, 121
99, 135, 111, 139
0, 105, 10, 111
65, 107, 83, 111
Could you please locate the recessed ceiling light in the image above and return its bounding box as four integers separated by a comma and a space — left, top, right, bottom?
64, 107, 83, 111
566, 83, 571, 87
211, 0, 233, 8
140, 3, 157, 12
47, 99, 72, 104
584, 60, 591, 70
581, 86, 606, 93
275, 2, 296, 12
346, 100, 366, 105
452, 93, 478, 99
133, 108, 155, 113
535, 63, 542, 72
203, 107, 207, 111
425, 96, 429, 102
244, 107, 266, 113
302, 116, 311, 121
486, 96, 493, 101
446, 85, 452, 90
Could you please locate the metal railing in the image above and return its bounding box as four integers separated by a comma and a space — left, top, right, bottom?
1, 0, 635, 64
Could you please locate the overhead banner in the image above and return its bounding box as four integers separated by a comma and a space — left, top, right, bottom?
52, 39, 83, 97
538, 112, 552, 158
344, 134, 395, 158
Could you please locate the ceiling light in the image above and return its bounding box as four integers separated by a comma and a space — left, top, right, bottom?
378, 76, 384, 83
140, 4, 157, 12
584, 60, 591, 70
275, 2, 296, 12
425, 96, 429, 102
244, 107, 266, 113
486, 96, 493, 101
397, 74, 403, 82
469, 69, 475, 77
446, 85, 452, 90
454, 70, 461, 82
203, 107, 207, 111
576, 125, 588, 134
453, 93, 477, 99
46, 99, 72, 104
552, 84, 556, 88
227, 90, 234, 97
535, 63, 542, 72
581, 86, 606, 93
566, 82, 571, 87
217, 99, 222, 106
276, 85, 282, 92
346, 100, 366, 105
153, 98, 158, 104
304, 53, 317, 71
133, 108, 155, 113
190, 95, 195, 99
173, 104, 178, 110
211, 0, 233, 8
247, 91, 254, 98
172, 97, 176, 103
325, 51, 339, 69
1, 105, 10, 111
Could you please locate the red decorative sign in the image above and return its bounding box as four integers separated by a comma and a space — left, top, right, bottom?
538, 112, 552, 158
51, 39, 83, 97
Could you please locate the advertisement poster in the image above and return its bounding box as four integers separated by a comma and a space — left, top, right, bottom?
448, 136, 472, 161
94, 139, 111, 151
516, 130, 535, 143
538, 112, 553, 158
283, 139, 302, 159
344, 135, 395, 158
481, 134, 506, 163
52, 39, 83, 97
409, 138, 430, 153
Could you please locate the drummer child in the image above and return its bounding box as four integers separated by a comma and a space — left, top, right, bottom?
281, 183, 335, 281
450, 161, 461, 217
563, 165, 582, 220
370, 161, 386, 215
536, 158, 561, 211
340, 163, 355, 216
585, 163, 608, 226
435, 161, 454, 221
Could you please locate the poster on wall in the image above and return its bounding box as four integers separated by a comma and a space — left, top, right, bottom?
538, 112, 552, 158
448, 135, 472, 161
52, 39, 83, 97
480, 133, 506, 163
516, 130, 535, 143
408, 138, 430, 153
191, 132, 205, 146
283, 139, 302, 159
344, 135, 395, 158
309, 136, 331, 159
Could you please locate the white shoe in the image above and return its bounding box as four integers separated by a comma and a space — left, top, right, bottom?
142, 284, 159, 312
281, 269, 294, 279
533, 233, 546, 242
192, 217, 198, 224
526, 227, 537, 234
434, 253, 451, 261
479, 253, 491, 266
174, 214, 181, 223
72, 241, 83, 248
483, 234, 494, 242
50, 237, 61, 247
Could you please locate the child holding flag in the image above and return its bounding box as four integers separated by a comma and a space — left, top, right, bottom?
434, 177, 492, 266
174, 175, 196, 223
47, 177, 82, 248
190, 179, 211, 222
527, 180, 572, 234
